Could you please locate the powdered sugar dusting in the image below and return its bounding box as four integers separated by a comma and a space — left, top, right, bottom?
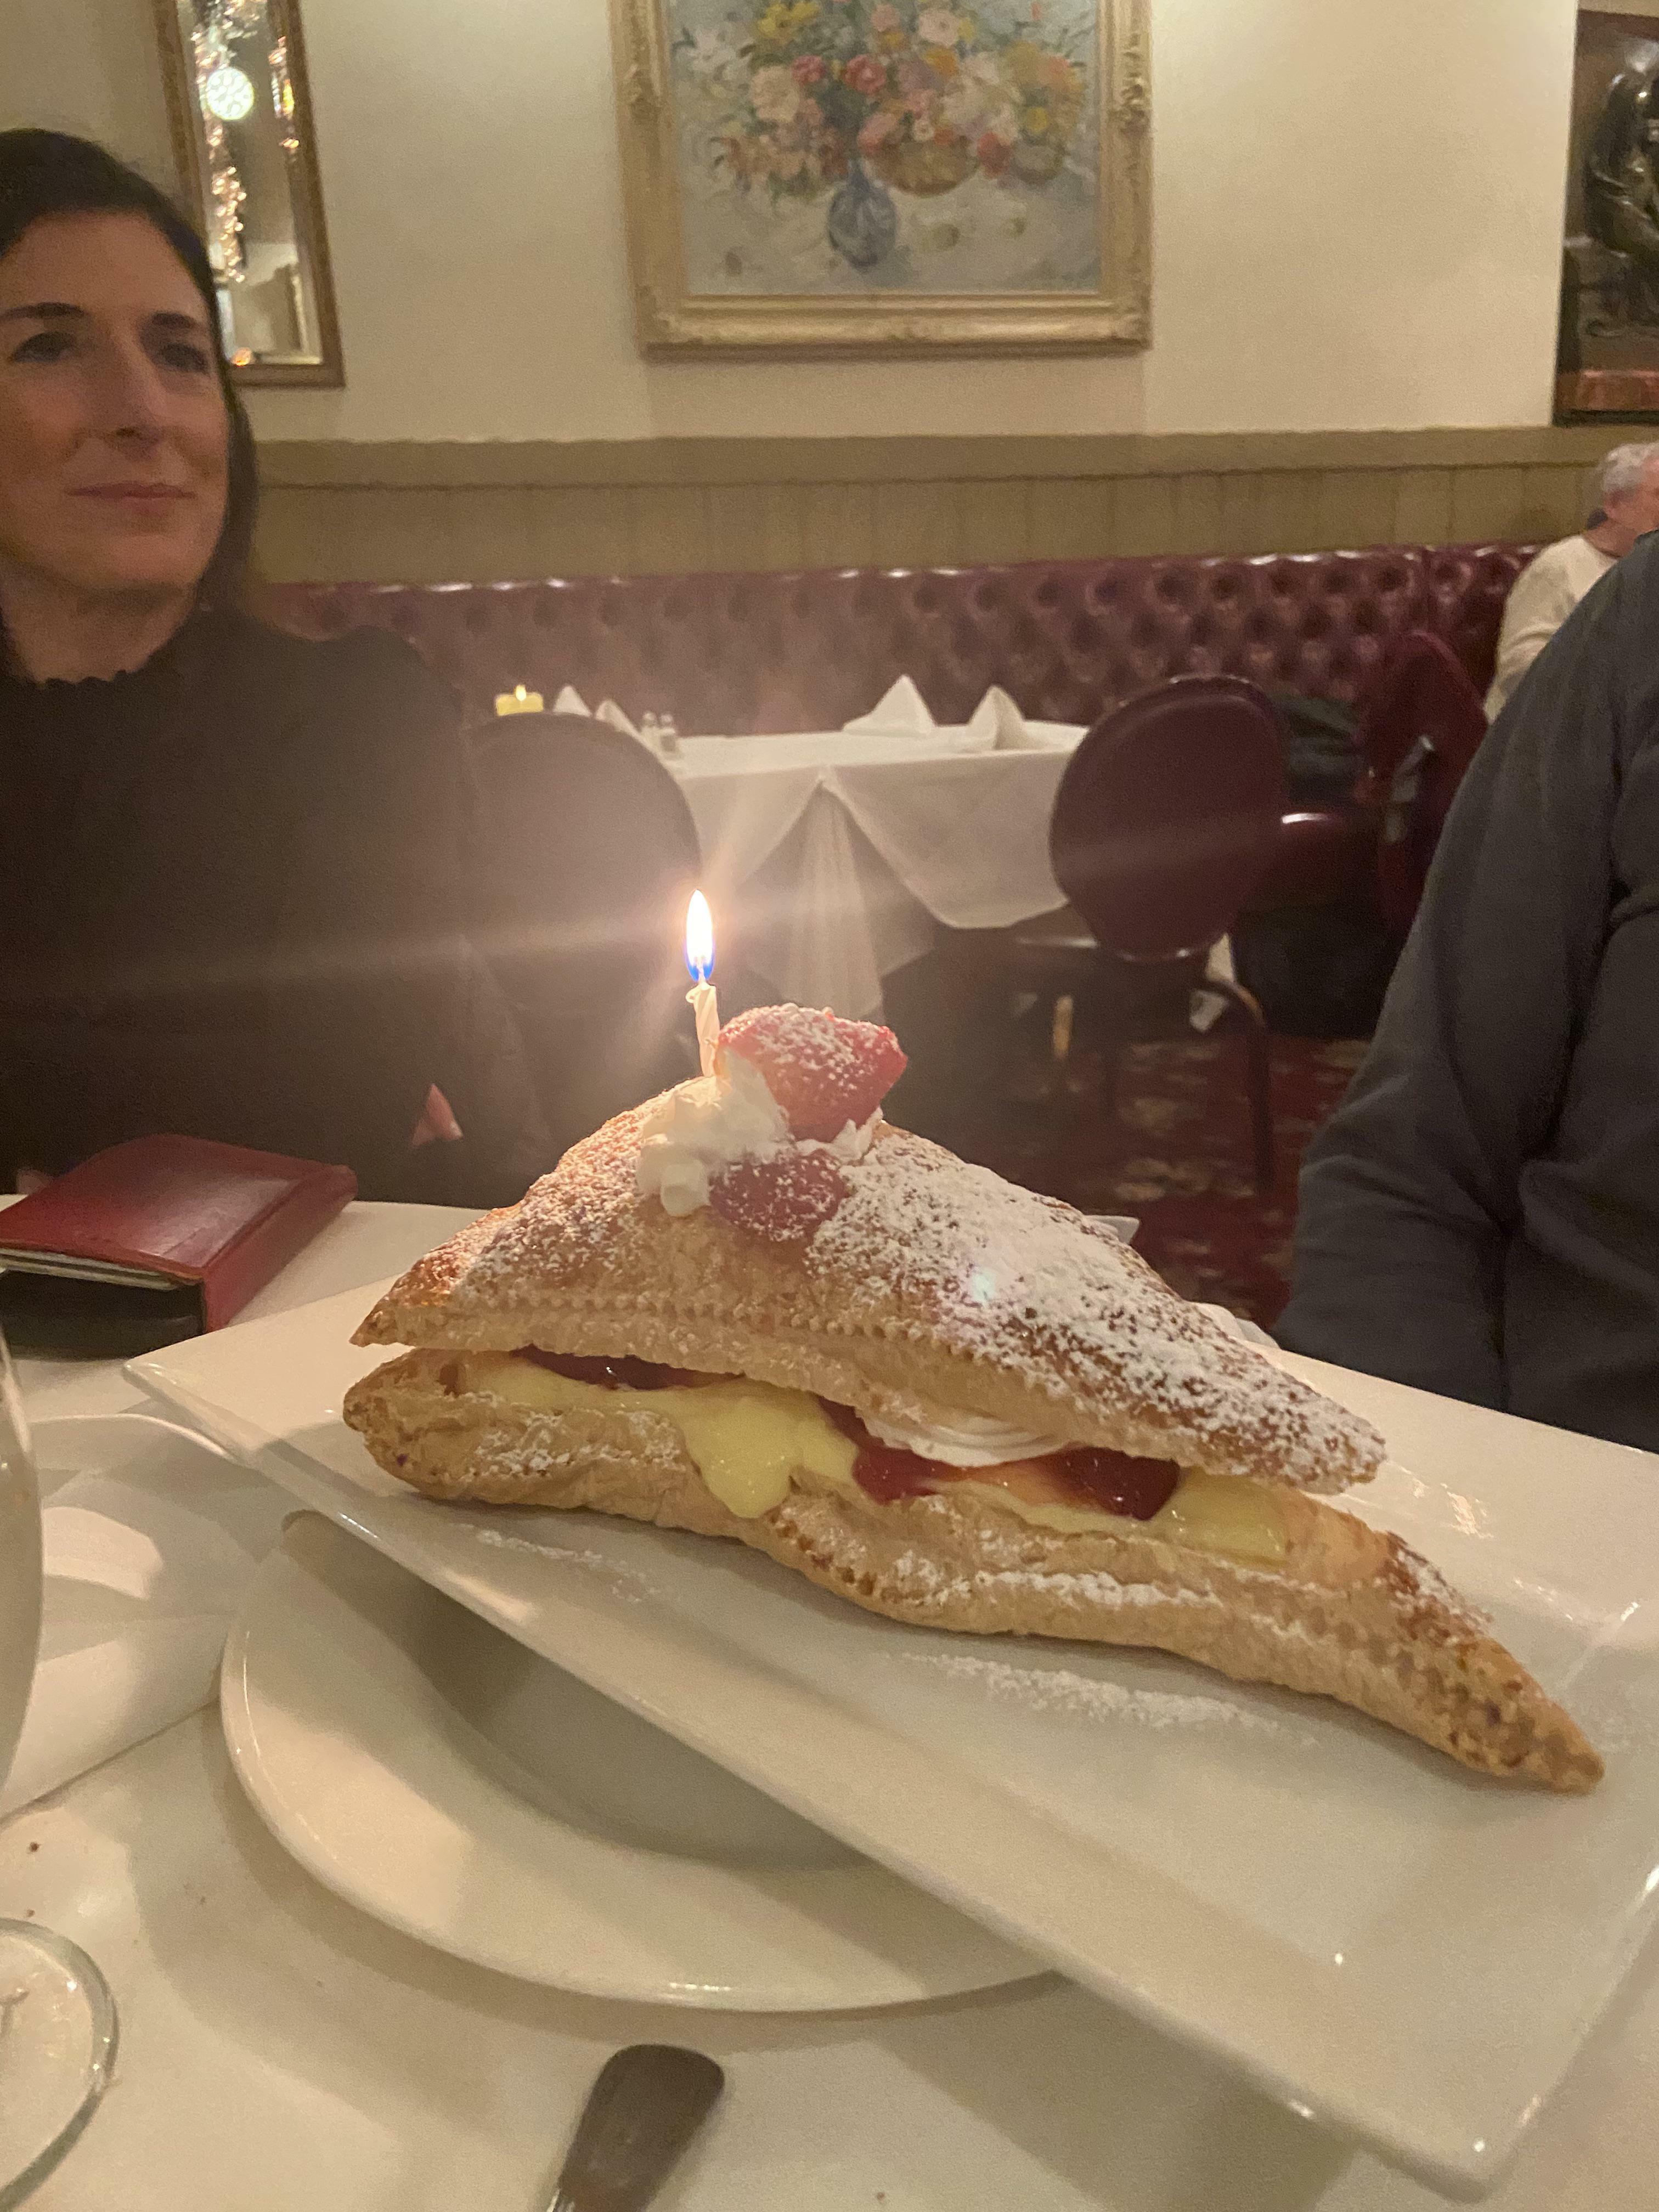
471, 1523, 651, 1600
878, 1537, 1224, 1613
894, 1646, 1285, 1735
809, 1126, 1381, 1489
1389, 1542, 1492, 1640
432, 1099, 1383, 1494
472, 1526, 608, 1565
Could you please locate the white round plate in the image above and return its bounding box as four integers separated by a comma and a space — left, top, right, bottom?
221, 1514, 1039, 2011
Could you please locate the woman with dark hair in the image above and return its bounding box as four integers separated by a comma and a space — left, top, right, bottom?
0, 129, 548, 1199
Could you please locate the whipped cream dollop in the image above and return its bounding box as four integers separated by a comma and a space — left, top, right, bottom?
636, 1054, 786, 1215
862, 1407, 1070, 1468
635, 1052, 884, 1216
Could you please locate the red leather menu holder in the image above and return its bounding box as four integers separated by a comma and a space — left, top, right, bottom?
0, 1135, 356, 1339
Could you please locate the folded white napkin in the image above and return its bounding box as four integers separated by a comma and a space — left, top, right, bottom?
0, 1413, 289, 1818
1196, 1303, 1276, 1349
843, 676, 936, 734
964, 684, 1047, 752
595, 698, 647, 744
552, 684, 591, 718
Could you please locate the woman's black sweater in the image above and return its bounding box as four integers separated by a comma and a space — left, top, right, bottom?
0, 608, 549, 1202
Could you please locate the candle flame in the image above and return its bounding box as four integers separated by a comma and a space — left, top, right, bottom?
684, 890, 715, 984
514, 684, 527, 702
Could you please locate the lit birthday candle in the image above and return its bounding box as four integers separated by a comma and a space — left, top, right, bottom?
684, 890, 719, 1075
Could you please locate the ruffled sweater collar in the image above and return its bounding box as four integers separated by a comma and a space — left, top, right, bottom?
1, 611, 211, 706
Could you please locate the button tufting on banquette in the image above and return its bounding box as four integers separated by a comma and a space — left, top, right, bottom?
267, 546, 1532, 736
267, 545, 1538, 913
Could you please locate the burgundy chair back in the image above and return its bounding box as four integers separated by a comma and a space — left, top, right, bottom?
1352, 628, 1487, 799
1049, 676, 1289, 964
1362, 654, 1495, 942
1352, 635, 1488, 937
467, 712, 701, 1155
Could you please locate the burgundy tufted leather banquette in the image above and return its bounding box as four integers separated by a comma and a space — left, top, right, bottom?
265, 542, 1539, 738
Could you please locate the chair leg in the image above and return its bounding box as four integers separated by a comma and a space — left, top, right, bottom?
1044, 992, 1121, 1197
934, 929, 1028, 1137
1206, 978, 1275, 1194
1051, 992, 1075, 1076
998, 990, 1064, 1108
1091, 1034, 1122, 1126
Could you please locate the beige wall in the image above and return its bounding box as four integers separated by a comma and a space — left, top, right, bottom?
0, 0, 173, 175
3, 0, 1582, 445
249, 425, 1607, 583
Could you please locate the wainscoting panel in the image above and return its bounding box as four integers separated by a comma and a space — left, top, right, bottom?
253, 427, 1621, 583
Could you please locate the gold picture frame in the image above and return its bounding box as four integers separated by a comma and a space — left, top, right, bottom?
610, 0, 1150, 356
151, 0, 344, 387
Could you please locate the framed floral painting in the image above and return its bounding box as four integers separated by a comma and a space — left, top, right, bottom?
609, 0, 1149, 353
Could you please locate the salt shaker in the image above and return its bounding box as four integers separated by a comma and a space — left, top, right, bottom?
658, 713, 681, 759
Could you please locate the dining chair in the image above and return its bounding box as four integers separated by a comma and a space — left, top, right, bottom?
466, 712, 702, 1160
1007, 675, 1289, 1194
1350, 631, 1488, 938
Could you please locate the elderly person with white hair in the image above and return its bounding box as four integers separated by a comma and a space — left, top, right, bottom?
1484, 439, 1659, 718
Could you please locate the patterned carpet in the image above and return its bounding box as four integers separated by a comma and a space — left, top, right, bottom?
960, 1035, 1370, 1329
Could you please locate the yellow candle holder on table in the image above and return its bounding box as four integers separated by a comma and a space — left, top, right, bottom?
493, 684, 544, 716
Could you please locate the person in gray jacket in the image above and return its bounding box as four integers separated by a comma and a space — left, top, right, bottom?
1277, 531, 1659, 1452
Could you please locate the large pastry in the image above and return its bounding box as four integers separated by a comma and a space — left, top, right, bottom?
345, 1004, 1601, 1792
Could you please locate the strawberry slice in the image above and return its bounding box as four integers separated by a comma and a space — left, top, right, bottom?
716, 1003, 907, 1141
708, 1149, 848, 1243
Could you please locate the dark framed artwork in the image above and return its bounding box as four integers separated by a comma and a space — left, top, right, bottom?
1556, 9, 1659, 421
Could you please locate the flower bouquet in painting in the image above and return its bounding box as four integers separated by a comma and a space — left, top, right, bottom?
673, 0, 1091, 271
616, 0, 1146, 353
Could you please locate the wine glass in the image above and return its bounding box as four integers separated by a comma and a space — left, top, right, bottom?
0, 1328, 117, 2204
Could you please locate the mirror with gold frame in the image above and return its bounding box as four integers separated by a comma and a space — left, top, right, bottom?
151, 0, 343, 386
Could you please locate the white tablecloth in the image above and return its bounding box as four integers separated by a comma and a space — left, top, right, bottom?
673, 729, 1082, 1017
2, 1204, 1656, 2209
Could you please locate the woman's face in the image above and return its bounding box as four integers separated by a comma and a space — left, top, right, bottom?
0, 210, 229, 605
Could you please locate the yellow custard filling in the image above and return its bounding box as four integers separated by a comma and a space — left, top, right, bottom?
460, 1356, 856, 1517
454, 1353, 1286, 1564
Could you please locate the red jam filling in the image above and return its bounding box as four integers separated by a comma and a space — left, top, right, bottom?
823, 1400, 1178, 1518
825, 1402, 948, 1503
1061, 1448, 1180, 1520
517, 1350, 704, 1391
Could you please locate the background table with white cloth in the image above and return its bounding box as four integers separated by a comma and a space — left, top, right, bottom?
670, 727, 1084, 1018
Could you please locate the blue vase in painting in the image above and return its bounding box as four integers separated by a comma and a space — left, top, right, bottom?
827, 158, 897, 270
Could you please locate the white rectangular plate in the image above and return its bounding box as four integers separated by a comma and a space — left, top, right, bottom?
132, 1285, 1659, 2198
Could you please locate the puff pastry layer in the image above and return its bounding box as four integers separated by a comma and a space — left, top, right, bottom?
354, 1110, 1385, 1495
343, 1351, 1604, 1793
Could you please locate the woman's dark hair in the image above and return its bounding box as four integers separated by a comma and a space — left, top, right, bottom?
0, 128, 257, 608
